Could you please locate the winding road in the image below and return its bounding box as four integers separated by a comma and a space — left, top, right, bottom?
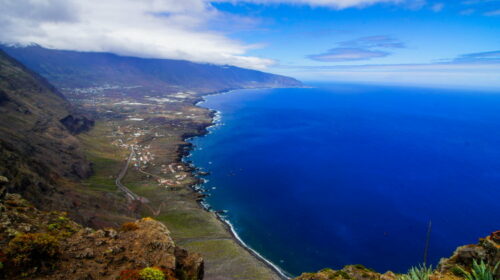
116, 148, 149, 203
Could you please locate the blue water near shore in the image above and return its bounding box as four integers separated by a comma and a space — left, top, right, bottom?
187, 83, 500, 276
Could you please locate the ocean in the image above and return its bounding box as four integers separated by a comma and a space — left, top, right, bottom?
186, 83, 500, 276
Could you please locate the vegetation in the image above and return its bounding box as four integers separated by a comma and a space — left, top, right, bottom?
455, 260, 499, 280
139, 267, 165, 280
398, 265, 433, 280
46, 214, 78, 238
6, 233, 60, 267
353, 264, 375, 272
334, 270, 352, 279
117, 267, 177, 280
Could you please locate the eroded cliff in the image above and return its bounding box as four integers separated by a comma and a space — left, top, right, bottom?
0, 193, 203, 280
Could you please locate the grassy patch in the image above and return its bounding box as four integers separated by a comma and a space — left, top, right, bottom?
180, 239, 277, 279
78, 121, 126, 192
157, 210, 226, 240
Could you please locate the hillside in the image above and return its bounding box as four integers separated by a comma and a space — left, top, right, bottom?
0, 48, 89, 196
0, 48, 285, 279
1, 44, 302, 96
0, 49, 133, 227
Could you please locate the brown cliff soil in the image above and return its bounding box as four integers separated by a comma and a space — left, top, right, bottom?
0, 194, 203, 280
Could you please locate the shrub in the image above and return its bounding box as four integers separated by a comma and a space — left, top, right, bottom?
451, 265, 465, 276
116, 268, 176, 280
46, 215, 77, 238
398, 265, 433, 280
353, 264, 375, 272
139, 267, 165, 280
6, 233, 60, 267
47, 223, 59, 230
333, 270, 352, 279
159, 268, 177, 280
455, 260, 499, 280
121, 222, 140, 232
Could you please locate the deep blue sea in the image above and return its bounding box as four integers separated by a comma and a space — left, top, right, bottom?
187, 83, 500, 276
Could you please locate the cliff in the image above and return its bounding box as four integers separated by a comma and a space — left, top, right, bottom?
0, 49, 132, 228
0, 48, 90, 194
0, 193, 203, 280
294, 231, 500, 280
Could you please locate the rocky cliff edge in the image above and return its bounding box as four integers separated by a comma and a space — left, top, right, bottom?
0, 193, 203, 280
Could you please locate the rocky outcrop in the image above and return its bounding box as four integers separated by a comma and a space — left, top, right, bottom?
60, 114, 95, 134
0, 194, 203, 280
294, 233, 499, 280
294, 265, 397, 280
438, 231, 500, 279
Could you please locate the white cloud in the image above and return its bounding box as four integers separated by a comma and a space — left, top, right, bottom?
0, 0, 274, 69
460, 9, 475, 15
277, 63, 500, 90
214, 0, 404, 9
431, 3, 444, 12
484, 9, 500, 16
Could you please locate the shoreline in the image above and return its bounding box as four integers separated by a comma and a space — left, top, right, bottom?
181, 87, 294, 280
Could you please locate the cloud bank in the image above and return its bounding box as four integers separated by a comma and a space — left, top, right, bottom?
214, 0, 404, 9
308, 48, 390, 62
453, 50, 500, 62
0, 0, 273, 69
308, 36, 404, 62
283, 50, 500, 90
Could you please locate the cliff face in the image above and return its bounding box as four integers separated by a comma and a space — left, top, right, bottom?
0, 50, 133, 228
0, 48, 91, 192
60, 115, 95, 134
294, 231, 500, 280
0, 194, 203, 280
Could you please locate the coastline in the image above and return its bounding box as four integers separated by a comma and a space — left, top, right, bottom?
182, 88, 294, 280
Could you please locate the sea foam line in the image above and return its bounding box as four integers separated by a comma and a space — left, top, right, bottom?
216, 213, 292, 279
189, 89, 292, 280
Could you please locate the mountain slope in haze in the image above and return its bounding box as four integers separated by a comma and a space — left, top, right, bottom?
1, 45, 302, 95
0, 48, 90, 182
0, 49, 131, 227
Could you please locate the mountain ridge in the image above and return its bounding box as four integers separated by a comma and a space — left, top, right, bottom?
1, 44, 302, 96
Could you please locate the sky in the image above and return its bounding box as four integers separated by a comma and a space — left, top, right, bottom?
1, 0, 499, 89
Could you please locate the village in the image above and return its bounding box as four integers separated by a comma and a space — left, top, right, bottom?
111, 123, 191, 188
